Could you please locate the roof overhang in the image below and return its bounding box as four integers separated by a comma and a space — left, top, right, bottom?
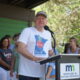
0, 0, 49, 9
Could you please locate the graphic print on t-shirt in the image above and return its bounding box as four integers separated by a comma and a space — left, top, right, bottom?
3, 52, 12, 61
0, 49, 12, 64
34, 35, 47, 56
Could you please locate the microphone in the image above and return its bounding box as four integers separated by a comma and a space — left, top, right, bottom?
44, 25, 54, 34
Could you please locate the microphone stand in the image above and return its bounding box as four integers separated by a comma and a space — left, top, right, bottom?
44, 26, 56, 80
44, 25, 56, 52
51, 33, 56, 54
45, 33, 56, 80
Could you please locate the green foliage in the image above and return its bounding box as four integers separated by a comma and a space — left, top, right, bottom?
33, 0, 80, 53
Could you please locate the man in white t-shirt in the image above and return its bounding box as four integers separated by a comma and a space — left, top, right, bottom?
17, 11, 52, 80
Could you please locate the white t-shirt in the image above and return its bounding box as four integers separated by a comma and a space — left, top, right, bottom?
18, 27, 52, 77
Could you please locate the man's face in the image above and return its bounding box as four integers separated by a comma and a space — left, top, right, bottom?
35, 15, 47, 28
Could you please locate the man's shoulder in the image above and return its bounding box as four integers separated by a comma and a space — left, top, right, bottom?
44, 30, 52, 37
45, 30, 51, 34
23, 27, 34, 31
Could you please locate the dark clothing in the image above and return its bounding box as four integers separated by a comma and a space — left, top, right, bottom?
0, 48, 13, 70
19, 75, 40, 80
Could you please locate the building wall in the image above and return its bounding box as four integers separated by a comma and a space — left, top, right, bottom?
0, 4, 35, 38
0, 3, 35, 24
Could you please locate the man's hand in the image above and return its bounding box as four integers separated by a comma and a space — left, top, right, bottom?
32, 56, 46, 61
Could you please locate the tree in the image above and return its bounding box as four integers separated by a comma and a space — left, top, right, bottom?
33, 0, 80, 52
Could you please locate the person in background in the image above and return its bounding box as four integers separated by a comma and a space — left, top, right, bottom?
13, 33, 20, 46
46, 47, 59, 80
0, 36, 14, 80
5, 35, 14, 50
17, 11, 52, 80
64, 37, 80, 54
12, 33, 20, 80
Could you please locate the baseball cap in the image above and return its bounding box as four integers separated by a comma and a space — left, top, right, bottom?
36, 11, 47, 18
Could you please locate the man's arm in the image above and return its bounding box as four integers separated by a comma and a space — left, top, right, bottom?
17, 42, 44, 61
